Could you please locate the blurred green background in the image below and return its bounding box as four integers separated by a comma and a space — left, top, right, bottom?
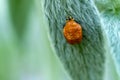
0, 0, 70, 80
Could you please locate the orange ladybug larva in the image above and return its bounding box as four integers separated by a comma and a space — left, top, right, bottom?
63, 16, 82, 44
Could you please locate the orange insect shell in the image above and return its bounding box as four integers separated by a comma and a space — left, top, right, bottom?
63, 18, 82, 44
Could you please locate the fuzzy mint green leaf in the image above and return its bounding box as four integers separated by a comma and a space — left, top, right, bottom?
94, 0, 120, 78
101, 11, 120, 78
44, 0, 105, 80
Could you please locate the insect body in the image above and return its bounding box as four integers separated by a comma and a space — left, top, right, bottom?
63, 17, 82, 44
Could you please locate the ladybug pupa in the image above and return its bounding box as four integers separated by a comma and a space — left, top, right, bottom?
63, 16, 82, 44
